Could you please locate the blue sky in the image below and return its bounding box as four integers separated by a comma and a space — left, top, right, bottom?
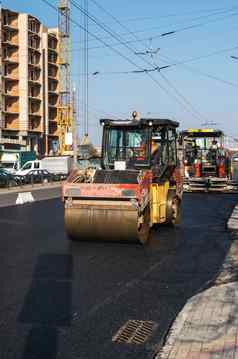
5, 0, 238, 144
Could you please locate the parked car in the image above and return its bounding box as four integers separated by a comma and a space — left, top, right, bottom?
232, 154, 238, 162
22, 169, 54, 184
0, 168, 18, 188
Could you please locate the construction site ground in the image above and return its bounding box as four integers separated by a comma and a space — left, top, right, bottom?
0, 193, 237, 359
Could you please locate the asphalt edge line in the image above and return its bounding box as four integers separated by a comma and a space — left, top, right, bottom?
227, 204, 238, 231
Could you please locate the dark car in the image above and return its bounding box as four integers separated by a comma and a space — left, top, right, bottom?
23, 169, 54, 184
0, 169, 18, 188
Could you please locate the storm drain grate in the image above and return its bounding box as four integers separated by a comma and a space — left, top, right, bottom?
112, 320, 157, 344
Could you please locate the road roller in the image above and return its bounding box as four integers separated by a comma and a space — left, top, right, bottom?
181, 128, 236, 192
62, 114, 183, 244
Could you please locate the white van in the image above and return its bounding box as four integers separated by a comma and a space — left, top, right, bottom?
16, 160, 42, 176
16, 156, 73, 177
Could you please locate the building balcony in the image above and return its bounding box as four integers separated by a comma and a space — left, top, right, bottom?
29, 115, 42, 132
3, 93, 19, 99
48, 61, 58, 67
48, 104, 59, 109
28, 28, 40, 37
49, 116, 58, 122
3, 74, 19, 81
48, 75, 58, 82
49, 125, 59, 137
3, 56, 19, 64
3, 109, 19, 115
48, 90, 59, 96
49, 91, 59, 98
28, 62, 41, 69
0, 137, 26, 146
49, 98, 59, 107
2, 41, 19, 49
29, 111, 41, 117
28, 45, 41, 54
2, 23, 18, 32
4, 114, 19, 131
28, 78, 41, 85
48, 46, 58, 53
29, 96, 41, 103
28, 19, 40, 36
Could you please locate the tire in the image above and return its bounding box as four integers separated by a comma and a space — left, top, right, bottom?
138, 206, 151, 245
8, 180, 17, 188
165, 190, 181, 226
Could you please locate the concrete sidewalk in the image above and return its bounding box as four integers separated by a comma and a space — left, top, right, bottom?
158, 205, 238, 359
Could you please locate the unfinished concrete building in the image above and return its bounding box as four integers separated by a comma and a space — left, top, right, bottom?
0, 8, 60, 155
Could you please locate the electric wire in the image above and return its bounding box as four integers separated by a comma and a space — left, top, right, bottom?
81, 6, 238, 50
81, 0, 208, 122
42, 0, 209, 123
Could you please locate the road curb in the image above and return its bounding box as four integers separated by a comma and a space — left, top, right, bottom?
155, 298, 195, 359
0, 185, 62, 207
227, 204, 238, 231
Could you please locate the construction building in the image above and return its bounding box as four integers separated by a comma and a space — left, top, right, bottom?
0, 8, 60, 155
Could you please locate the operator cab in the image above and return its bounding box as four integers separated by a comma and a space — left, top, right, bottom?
181, 128, 229, 178
100, 118, 179, 174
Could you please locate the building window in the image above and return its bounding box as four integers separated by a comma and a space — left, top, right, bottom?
28, 19, 40, 33
48, 52, 57, 63
3, 14, 8, 26
28, 51, 40, 65
3, 31, 11, 42
4, 65, 8, 76
48, 37, 57, 50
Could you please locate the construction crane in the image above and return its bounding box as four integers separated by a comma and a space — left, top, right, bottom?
58, 0, 72, 155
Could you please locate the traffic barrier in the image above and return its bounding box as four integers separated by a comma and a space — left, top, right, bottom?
16, 192, 35, 205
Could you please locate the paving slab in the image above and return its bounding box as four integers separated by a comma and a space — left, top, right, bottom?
158, 205, 238, 359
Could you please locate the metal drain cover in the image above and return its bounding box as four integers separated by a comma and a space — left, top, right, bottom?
112, 320, 157, 344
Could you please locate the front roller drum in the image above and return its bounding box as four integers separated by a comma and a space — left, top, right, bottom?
64, 200, 150, 244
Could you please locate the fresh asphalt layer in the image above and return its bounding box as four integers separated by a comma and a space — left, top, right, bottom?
0, 194, 237, 359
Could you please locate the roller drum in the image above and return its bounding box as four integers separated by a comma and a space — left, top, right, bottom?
64, 200, 148, 243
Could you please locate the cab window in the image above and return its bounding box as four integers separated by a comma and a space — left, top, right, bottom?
22, 162, 32, 170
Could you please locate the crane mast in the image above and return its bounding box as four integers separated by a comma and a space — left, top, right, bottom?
58, 0, 72, 154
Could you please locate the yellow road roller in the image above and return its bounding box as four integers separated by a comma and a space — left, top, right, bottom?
62, 114, 183, 244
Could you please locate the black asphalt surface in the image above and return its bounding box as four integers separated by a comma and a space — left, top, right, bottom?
0, 194, 237, 359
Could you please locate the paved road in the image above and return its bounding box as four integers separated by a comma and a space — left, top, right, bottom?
0, 194, 237, 359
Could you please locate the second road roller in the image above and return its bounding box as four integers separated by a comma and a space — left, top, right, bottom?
62, 113, 183, 244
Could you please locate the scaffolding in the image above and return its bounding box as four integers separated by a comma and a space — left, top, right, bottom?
58, 0, 72, 154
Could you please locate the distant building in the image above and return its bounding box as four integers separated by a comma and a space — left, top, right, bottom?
0, 7, 60, 155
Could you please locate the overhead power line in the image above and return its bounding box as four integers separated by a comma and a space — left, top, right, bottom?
41, 0, 208, 123
85, 5, 238, 45
82, 0, 208, 123
76, 6, 238, 51
40, 0, 145, 70
159, 53, 238, 88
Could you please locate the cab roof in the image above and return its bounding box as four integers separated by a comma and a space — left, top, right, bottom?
100, 118, 179, 128
181, 128, 224, 138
